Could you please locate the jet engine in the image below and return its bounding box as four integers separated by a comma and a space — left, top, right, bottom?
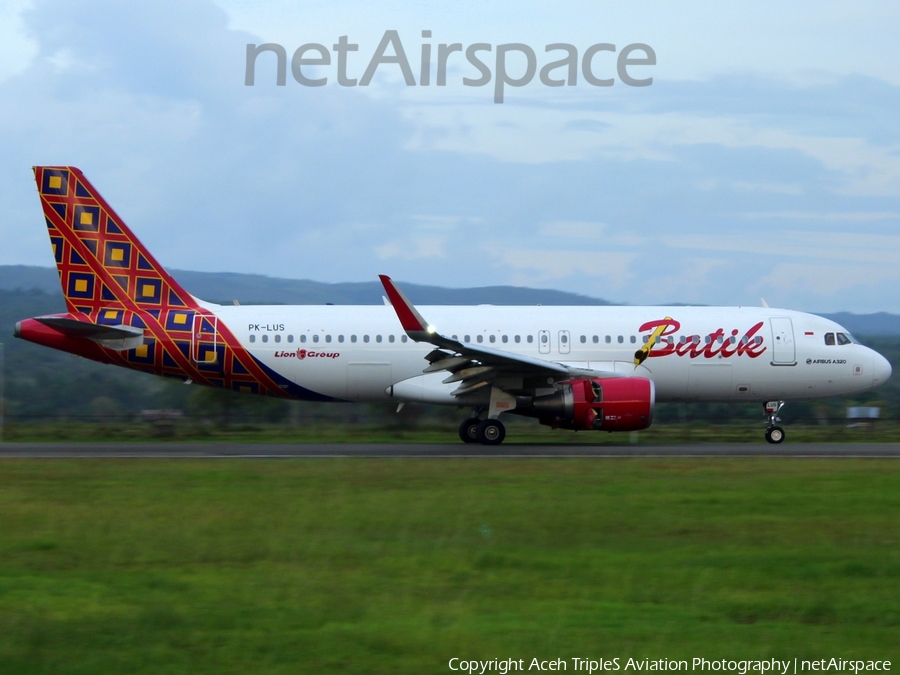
517, 377, 655, 432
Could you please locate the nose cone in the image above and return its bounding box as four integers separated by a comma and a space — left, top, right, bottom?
872, 351, 892, 387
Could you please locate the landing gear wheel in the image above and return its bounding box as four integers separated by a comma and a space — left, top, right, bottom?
765, 426, 785, 444
459, 418, 480, 444
476, 419, 506, 445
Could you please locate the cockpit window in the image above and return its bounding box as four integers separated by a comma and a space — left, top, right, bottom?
824, 332, 835, 346
836, 332, 852, 346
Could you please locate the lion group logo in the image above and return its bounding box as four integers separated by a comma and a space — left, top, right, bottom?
273, 349, 340, 360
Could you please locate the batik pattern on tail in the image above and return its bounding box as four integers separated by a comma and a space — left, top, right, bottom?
34, 166, 320, 398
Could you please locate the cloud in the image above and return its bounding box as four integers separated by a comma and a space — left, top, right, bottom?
538, 221, 607, 239
662, 230, 900, 265
0, 0, 898, 312
500, 249, 636, 288
755, 262, 900, 297
376, 234, 449, 260
740, 211, 900, 222
0, 0, 38, 83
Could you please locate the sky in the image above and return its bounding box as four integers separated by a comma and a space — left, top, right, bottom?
1, 0, 899, 312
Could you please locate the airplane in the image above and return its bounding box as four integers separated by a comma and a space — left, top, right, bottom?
14, 166, 893, 445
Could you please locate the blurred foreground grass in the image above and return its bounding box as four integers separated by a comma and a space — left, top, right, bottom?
3, 419, 900, 443
0, 459, 898, 673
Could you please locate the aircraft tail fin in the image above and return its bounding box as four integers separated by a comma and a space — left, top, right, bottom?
33, 166, 198, 320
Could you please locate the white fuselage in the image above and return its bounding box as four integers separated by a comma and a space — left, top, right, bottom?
203, 303, 892, 404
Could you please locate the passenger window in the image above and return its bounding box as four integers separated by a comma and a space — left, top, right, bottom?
376, 335, 382, 343
389, 335, 395, 343
464, 335, 471, 342
300, 335, 307, 343
287, 335, 294, 343
275, 334, 281, 343
605, 336, 611, 344
262, 335, 268, 343
363, 335, 370, 343
580, 335, 586, 343
502, 335, 508, 343
592, 335, 599, 344
836, 332, 851, 346
825, 333, 835, 346
477, 335, 483, 343
312, 335, 319, 343
617, 335, 624, 344
527, 335, 534, 344
541, 334, 548, 344
338, 335, 344, 343
515, 335, 521, 343
401, 335, 408, 343
560, 334, 568, 344
630, 336, 636, 344
351, 335, 357, 343
489, 335, 496, 343
325, 335, 331, 343
249, 334, 256, 343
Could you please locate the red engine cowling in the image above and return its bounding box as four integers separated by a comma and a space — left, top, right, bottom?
536, 377, 655, 432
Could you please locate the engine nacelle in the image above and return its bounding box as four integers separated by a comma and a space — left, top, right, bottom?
519, 377, 655, 432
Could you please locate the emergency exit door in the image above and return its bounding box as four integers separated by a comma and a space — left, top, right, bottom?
538, 330, 551, 354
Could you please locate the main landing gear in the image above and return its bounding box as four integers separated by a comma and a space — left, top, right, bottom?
458, 410, 506, 445
458, 417, 479, 443
764, 400, 786, 444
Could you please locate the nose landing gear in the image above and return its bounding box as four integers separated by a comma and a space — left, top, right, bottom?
764, 400, 786, 444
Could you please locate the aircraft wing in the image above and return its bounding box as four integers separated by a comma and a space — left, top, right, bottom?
379, 275, 622, 397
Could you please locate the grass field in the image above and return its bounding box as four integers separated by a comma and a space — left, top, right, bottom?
1, 459, 899, 674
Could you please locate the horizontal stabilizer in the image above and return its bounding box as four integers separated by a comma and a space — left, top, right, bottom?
34, 316, 145, 351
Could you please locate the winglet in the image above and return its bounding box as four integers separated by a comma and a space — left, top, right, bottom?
378, 275, 433, 341
633, 315, 673, 366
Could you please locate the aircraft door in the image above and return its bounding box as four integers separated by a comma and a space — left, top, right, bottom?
192, 314, 219, 365
558, 330, 570, 354
770, 317, 796, 365
538, 330, 551, 354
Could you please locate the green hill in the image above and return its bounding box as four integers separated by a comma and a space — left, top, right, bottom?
1, 267, 897, 427
0, 265, 613, 307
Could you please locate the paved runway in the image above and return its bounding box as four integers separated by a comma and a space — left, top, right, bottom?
1, 442, 899, 458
